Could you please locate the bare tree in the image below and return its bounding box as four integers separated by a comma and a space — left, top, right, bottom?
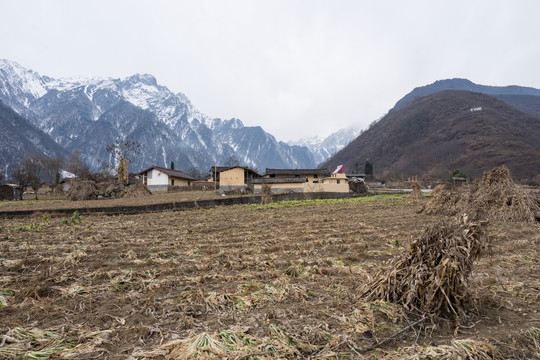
41, 157, 64, 185
66, 150, 91, 179
106, 140, 141, 184
106, 139, 141, 165
12, 155, 41, 200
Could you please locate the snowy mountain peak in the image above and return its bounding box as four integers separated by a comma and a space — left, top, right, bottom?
126, 73, 157, 86
0, 58, 355, 174
0, 59, 48, 107
287, 126, 361, 166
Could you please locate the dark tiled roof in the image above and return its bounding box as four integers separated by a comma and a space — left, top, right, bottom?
264, 168, 329, 176
137, 166, 196, 180
252, 177, 307, 184
209, 166, 260, 176
209, 166, 233, 173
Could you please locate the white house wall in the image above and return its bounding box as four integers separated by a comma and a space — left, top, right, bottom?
148, 169, 169, 185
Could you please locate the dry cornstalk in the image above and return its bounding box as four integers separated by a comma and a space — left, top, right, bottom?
359, 214, 487, 321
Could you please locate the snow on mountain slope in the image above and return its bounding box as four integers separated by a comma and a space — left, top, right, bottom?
0, 59, 49, 112
289, 126, 361, 166
0, 59, 331, 173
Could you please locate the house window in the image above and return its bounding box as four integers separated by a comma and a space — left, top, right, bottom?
314, 174, 318, 178
171, 179, 175, 186
337, 180, 340, 184
143, 174, 147, 185
313, 181, 319, 184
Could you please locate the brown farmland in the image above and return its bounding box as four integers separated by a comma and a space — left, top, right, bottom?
0, 194, 539, 359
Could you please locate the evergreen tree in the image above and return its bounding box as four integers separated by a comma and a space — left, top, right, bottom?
364, 160, 373, 178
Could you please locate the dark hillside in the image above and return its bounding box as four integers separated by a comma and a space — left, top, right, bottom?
324, 90, 540, 180
493, 94, 540, 119
0, 100, 66, 177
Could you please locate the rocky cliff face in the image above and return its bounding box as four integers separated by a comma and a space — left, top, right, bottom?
0, 59, 318, 175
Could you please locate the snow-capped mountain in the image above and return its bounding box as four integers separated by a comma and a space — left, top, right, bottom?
0, 59, 319, 175
288, 126, 361, 166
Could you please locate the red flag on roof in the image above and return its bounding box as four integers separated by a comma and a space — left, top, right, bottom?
332, 165, 345, 174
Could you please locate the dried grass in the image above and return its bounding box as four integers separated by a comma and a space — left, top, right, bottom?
359, 214, 487, 321
380, 338, 504, 359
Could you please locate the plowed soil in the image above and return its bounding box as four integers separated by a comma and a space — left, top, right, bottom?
0, 195, 539, 359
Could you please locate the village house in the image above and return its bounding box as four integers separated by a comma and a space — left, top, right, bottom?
209, 166, 260, 192
264, 168, 328, 183
137, 165, 195, 192
252, 168, 350, 194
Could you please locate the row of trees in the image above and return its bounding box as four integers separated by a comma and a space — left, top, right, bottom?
8, 151, 91, 199
3, 140, 141, 199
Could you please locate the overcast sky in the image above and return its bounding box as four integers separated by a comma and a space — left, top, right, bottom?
2, 1, 540, 141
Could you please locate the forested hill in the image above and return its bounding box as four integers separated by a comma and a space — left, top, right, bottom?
324, 90, 540, 181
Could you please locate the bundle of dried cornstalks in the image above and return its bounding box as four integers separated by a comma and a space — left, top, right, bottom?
469, 166, 538, 222
359, 214, 486, 320
407, 181, 423, 199
261, 184, 273, 205
419, 184, 468, 216
420, 166, 538, 222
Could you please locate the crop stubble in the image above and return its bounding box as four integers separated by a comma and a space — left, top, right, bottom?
0, 195, 539, 358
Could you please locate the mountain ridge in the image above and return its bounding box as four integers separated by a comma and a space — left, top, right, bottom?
324, 89, 540, 181
391, 78, 540, 113
0, 59, 332, 176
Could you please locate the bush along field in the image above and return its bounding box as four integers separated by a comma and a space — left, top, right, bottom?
0, 169, 539, 359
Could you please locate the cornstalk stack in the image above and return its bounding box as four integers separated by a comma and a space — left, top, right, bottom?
118, 158, 129, 186
261, 184, 273, 205
469, 166, 538, 222
420, 166, 538, 222
407, 181, 423, 199
359, 214, 486, 320
419, 184, 469, 216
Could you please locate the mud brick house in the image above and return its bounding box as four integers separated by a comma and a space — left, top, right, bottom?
209, 166, 260, 192
252, 168, 349, 194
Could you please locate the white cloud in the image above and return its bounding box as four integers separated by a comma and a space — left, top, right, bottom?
2, 0, 540, 141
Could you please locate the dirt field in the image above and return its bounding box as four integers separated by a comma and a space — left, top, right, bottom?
0, 194, 539, 359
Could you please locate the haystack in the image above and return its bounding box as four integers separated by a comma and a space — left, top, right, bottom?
419, 184, 468, 216
420, 166, 538, 222
407, 181, 423, 199
359, 214, 486, 320
67, 180, 98, 201
261, 184, 273, 204
51, 184, 66, 199
124, 183, 152, 198
349, 178, 369, 194
469, 166, 538, 222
